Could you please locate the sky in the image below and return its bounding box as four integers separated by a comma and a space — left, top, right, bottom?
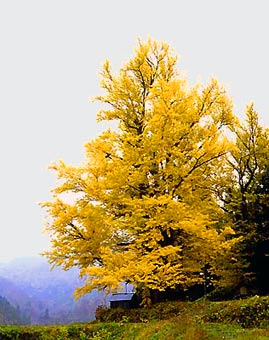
0, 0, 269, 263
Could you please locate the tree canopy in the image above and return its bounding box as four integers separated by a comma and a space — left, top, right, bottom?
221, 104, 269, 292
42, 38, 269, 303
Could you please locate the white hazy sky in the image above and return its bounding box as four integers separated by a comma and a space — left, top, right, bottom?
0, 1, 269, 263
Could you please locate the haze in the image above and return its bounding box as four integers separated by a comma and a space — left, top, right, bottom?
0, 0, 269, 262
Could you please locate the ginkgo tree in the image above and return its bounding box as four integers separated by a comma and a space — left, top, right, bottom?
42, 38, 238, 303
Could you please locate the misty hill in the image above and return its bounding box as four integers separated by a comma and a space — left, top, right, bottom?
0, 257, 107, 324
0, 295, 28, 325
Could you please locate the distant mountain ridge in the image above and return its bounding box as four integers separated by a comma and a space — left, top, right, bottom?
0, 256, 106, 324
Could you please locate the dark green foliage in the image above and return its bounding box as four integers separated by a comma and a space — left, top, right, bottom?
95, 301, 187, 323
221, 107, 269, 294
203, 295, 269, 328
206, 286, 238, 301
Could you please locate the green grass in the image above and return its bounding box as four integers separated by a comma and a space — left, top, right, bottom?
2, 320, 269, 339
3, 297, 269, 339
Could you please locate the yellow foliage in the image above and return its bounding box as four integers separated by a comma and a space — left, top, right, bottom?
42, 38, 238, 298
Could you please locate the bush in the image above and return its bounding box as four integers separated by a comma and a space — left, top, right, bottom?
95, 301, 186, 323
203, 295, 269, 328
0, 326, 20, 340
206, 286, 236, 301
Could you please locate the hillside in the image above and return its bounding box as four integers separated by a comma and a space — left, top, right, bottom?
0, 296, 28, 325
0, 257, 106, 324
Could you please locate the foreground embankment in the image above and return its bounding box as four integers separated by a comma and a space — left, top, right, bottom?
2, 296, 269, 339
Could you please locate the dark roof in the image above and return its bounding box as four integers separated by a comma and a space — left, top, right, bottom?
110, 293, 135, 302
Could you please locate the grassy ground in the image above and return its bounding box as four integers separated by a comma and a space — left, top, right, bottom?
2, 297, 269, 339
3, 320, 269, 339
117, 321, 269, 339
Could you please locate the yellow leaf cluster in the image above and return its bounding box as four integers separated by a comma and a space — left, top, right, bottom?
42, 38, 239, 298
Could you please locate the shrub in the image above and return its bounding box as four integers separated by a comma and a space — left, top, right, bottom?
0, 326, 20, 340
203, 295, 269, 328
95, 301, 186, 323
206, 286, 236, 301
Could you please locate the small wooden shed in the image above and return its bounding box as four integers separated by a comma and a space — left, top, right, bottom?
109, 292, 138, 309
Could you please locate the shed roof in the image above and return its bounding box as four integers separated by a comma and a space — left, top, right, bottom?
110, 293, 135, 302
